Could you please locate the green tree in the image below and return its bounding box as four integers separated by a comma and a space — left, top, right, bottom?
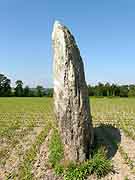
15, 80, 24, 97
36, 86, 44, 97
119, 85, 128, 97
88, 85, 94, 96
96, 82, 104, 96
23, 86, 30, 97
105, 83, 111, 96
111, 84, 117, 96
114, 85, 120, 96
0, 74, 11, 96
45, 88, 53, 97
128, 85, 135, 97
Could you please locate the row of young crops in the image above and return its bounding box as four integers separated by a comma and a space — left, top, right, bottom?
0, 97, 135, 179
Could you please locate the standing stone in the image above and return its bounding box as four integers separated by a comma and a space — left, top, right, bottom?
52, 21, 94, 162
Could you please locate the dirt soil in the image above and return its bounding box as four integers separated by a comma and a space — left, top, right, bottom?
32, 129, 62, 180
0, 127, 43, 179
91, 126, 135, 180
0, 126, 135, 180
32, 126, 135, 180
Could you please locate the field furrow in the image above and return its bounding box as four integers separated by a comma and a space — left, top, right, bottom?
31, 129, 62, 180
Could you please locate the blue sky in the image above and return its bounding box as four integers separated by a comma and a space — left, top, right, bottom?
0, 0, 135, 87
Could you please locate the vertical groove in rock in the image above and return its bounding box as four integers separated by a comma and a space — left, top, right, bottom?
52, 21, 94, 162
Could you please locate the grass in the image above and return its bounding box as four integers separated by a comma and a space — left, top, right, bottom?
48, 129, 113, 179
64, 147, 113, 180
48, 128, 64, 167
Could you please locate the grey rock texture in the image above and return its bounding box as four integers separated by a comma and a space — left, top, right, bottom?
52, 21, 94, 162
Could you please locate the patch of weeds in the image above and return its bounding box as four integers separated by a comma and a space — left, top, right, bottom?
64, 147, 113, 180
90, 147, 113, 178
48, 130, 113, 180
64, 162, 90, 180
48, 128, 64, 173
48, 128, 113, 179
54, 164, 64, 175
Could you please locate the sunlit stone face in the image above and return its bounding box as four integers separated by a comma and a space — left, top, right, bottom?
52, 21, 94, 162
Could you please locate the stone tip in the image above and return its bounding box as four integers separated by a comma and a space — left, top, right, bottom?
54, 20, 61, 27
53, 20, 63, 31
52, 20, 64, 40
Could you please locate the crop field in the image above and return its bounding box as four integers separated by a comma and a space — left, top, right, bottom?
0, 97, 135, 179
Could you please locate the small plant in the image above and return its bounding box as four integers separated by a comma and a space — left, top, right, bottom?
64, 162, 89, 180
119, 146, 134, 170
54, 164, 64, 175
90, 147, 113, 178
63, 147, 113, 180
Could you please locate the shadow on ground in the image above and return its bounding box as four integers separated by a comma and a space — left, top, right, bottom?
94, 123, 121, 159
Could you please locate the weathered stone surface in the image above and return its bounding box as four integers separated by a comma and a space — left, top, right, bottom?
52, 21, 94, 162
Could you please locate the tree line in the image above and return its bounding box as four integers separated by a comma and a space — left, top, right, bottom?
0, 74, 53, 97
88, 82, 135, 97
0, 74, 135, 97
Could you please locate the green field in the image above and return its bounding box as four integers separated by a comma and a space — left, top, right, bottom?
0, 97, 135, 179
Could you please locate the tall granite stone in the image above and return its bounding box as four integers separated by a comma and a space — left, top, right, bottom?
52, 21, 94, 162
